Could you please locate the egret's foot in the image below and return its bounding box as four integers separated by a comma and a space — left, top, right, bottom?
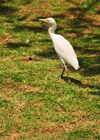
58, 76, 62, 79
68, 79, 73, 84
59, 76, 73, 84
59, 76, 63, 79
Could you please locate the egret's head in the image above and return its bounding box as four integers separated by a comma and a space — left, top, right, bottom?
39, 17, 56, 25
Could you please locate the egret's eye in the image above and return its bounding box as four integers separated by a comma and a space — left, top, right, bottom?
47, 19, 49, 22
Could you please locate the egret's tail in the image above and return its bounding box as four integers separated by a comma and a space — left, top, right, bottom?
74, 64, 80, 70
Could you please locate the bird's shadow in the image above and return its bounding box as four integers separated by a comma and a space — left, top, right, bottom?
62, 76, 100, 96
61, 76, 83, 86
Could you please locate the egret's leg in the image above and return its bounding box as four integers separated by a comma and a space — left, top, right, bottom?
61, 67, 65, 78
64, 64, 71, 84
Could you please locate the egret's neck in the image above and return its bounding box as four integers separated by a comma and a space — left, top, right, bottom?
48, 23, 57, 40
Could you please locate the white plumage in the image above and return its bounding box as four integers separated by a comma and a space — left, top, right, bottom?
39, 17, 80, 83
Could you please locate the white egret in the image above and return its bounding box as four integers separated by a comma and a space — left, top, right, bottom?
39, 17, 80, 83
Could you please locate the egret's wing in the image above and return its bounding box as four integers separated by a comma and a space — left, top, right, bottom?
53, 35, 79, 69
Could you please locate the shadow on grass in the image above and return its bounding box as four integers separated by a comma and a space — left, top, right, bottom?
0, 0, 11, 5
83, 66, 100, 76
35, 47, 57, 59
18, 0, 32, 5
61, 76, 83, 85
67, 0, 99, 13
13, 23, 64, 34
79, 56, 100, 76
7, 42, 30, 48
62, 76, 100, 96
13, 25, 47, 33
90, 91, 100, 96
0, 1, 31, 23
12, 13, 66, 33
0, 0, 32, 6
0, 5, 17, 15
64, 0, 100, 42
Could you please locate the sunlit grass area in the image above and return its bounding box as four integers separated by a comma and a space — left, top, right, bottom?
0, 0, 100, 139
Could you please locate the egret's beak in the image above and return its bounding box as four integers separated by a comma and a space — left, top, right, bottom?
39, 19, 47, 22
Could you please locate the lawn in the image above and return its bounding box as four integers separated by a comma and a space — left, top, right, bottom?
0, 0, 100, 139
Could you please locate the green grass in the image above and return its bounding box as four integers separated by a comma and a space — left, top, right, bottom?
0, 0, 100, 139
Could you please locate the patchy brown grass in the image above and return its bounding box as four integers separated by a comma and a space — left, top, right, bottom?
0, 33, 13, 47
0, 0, 100, 139
1, 117, 99, 139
